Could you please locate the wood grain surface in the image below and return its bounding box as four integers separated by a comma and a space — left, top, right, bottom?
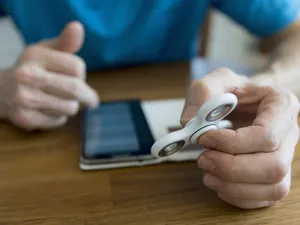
0, 61, 300, 225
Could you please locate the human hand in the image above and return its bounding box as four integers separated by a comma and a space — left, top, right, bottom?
180, 68, 300, 209
0, 21, 99, 131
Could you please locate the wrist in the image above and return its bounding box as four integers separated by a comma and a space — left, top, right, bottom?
250, 71, 300, 99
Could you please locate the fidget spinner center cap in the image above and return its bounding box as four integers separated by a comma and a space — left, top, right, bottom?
189, 125, 217, 144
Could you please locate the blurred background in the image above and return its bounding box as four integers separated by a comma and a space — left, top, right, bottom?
0, 9, 266, 70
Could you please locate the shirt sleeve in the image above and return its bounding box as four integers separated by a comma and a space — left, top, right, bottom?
0, 2, 6, 17
211, 0, 300, 38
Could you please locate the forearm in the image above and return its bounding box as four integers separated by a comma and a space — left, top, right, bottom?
251, 31, 300, 98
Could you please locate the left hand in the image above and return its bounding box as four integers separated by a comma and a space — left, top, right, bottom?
180, 68, 300, 209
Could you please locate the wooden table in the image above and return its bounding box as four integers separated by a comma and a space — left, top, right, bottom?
1, 61, 300, 225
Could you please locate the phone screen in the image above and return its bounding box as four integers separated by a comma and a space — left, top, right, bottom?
81, 100, 155, 161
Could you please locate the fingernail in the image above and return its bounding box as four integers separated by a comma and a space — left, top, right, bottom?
181, 104, 199, 122
89, 97, 100, 109
198, 155, 215, 172
198, 135, 216, 149
204, 174, 221, 189
233, 87, 246, 94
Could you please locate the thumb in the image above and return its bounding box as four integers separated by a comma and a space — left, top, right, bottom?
41, 21, 84, 54
180, 68, 248, 126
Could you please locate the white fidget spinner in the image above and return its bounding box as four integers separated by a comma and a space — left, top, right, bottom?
151, 93, 238, 157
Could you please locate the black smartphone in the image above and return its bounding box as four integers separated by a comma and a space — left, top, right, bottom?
80, 99, 156, 170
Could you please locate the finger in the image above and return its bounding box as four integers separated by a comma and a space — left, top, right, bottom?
22, 46, 86, 79
16, 65, 99, 108
9, 107, 68, 131
40, 21, 84, 54
218, 194, 277, 209
198, 87, 300, 154
15, 86, 80, 116
203, 170, 291, 201
180, 68, 249, 125
197, 125, 298, 183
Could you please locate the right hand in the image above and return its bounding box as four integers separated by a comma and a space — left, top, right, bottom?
0, 21, 99, 131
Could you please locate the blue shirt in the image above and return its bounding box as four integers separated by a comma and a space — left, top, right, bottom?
1, 0, 300, 70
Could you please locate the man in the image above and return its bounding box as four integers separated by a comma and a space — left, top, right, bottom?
0, 0, 299, 209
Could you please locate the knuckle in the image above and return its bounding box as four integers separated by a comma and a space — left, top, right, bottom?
15, 63, 40, 85
14, 88, 29, 106
272, 181, 290, 201
23, 45, 42, 60
73, 56, 86, 78
14, 88, 38, 108
69, 79, 82, 98
13, 107, 34, 130
15, 68, 26, 84
262, 128, 278, 151
15, 107, 28, 122
273, 156, 289, 183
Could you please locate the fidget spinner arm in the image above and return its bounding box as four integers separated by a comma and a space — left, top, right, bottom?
151, 93, 238, 158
